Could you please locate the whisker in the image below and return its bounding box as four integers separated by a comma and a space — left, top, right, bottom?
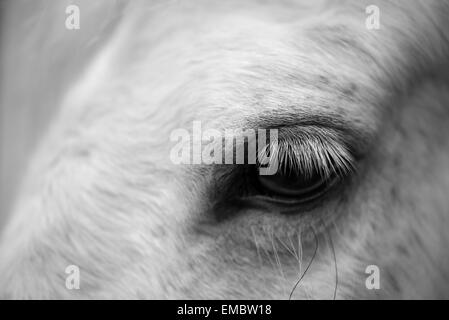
260, 225, 279, 274
297, 232, 303, 282
276, 234, 298, 262
288, 227, 319, 300
270, 226, 288, 298
331, 220, 344, 240
251, 226, 263, 269
322, 221, 338, 300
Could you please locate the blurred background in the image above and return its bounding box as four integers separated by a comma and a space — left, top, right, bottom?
0, 0, 123, 230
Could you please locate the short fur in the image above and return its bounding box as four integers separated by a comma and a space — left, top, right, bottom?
1, 0, 449, 299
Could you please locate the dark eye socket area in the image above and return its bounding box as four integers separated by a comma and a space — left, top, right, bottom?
244, 164, 343, 209
209, 124, 358, 215
248, 127, 354, 208
256, 168, 339, 201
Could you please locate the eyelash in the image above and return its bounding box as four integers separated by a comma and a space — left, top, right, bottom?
209, 126, 357, 215
258, 126, 355, 179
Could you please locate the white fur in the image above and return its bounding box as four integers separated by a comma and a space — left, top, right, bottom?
1, 0, 449, 299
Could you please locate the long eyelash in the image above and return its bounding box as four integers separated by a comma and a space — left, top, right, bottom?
257, 126, 355, 179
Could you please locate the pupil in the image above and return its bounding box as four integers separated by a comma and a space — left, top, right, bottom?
258, 169, 325, 197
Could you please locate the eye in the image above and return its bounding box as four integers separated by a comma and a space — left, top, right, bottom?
255, 168, 340, 205
215, 126, 356, 211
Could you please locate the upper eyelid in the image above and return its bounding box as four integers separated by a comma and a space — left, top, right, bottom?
198, 112, 365, 188
245, 111, 375, 154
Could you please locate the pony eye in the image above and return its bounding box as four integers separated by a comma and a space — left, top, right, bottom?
256, 169, 339, 204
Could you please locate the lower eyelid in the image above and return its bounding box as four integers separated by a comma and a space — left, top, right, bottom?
209, 157, 349, 224
212, 202, 335, 256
